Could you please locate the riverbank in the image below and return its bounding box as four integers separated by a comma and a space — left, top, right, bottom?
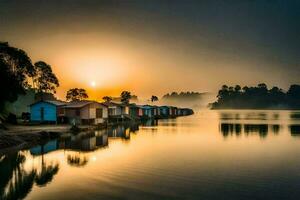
0, 124, 97, 154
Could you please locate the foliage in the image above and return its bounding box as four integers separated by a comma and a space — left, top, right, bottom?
33, 61, 59, 94
66, 88, 88, 101
120, 91, 131, 104
0, 42, 34, 113
212, 83, 300, 109
151, 95, 159, 102
102, 96, 112, 102
162, 91, 203, 101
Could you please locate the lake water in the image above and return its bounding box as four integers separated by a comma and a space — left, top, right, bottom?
1, 110, 300, 200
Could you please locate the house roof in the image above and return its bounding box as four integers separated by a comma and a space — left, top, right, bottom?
30, 100, 66, 107
64, 100, 103, 108
102, 102, 124, 107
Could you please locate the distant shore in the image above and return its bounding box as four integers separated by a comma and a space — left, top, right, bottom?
211, 107, 300, 110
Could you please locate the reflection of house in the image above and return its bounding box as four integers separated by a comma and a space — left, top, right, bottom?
63, 100, 108, 125
30, 100, 66, 123
30, 140, 58, 155
107, 125, 130, 139
81, 137, 97, 151
95, 130, 108, 147
142, 119, 158, 127
290, 125, 300, 135
178, 108, 194, 116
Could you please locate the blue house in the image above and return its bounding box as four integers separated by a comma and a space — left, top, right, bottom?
30, 100, 66, 123
142, 105, 155, 118
159, 106, 170, 117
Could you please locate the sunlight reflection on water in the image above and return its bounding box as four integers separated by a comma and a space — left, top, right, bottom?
1, 110, 300, 200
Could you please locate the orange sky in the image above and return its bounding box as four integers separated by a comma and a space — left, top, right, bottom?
1, 1, 299, 101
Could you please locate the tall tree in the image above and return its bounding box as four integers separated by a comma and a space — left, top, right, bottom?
66, 88, 88, 101
0, 42, 35, 115
151, 95, 159, 103
33, 61, 59, 94
102, 96, 112, 102
120, 91, 131, 104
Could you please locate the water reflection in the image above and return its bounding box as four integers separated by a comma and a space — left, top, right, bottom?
220, 123, 274, 138
290, 125, 300, 136
2, 111, 300, 200
0, 151, 59, 200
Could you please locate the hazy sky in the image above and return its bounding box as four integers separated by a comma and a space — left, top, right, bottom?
1, 0, 299, 100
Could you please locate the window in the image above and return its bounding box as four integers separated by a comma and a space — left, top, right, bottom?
76, 109, 80, 116
96, 108, 103, 118
108, 108, 114, 115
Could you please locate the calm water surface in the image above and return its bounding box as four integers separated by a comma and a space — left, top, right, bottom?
1, 110, 300, 200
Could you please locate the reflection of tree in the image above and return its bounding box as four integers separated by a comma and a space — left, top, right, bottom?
220, 123, 272, 138
67, 154, 88, 167
34, 143, 59, 187
0, 153, 36, 200
35, 164, 59, 186
290, 125, 300, 136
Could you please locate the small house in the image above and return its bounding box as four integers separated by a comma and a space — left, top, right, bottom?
159, 106, 170, 118
102, 102, 125, 117
142, 105, 155, 118
128, 104, 143, 119
30, 100, 66, 123
63, 100, 108, 125
169, 106, 178, 117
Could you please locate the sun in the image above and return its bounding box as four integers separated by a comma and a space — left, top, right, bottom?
90, 81, 96, 87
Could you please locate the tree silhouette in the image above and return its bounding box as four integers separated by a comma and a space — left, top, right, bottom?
0, 42, 35, 115
120, 91, 131, 104
33, 61, 59, 94
0, 153, 36, 200
102, 96, 112, 103
67, 154, 88, 167
151, 95, 159, 103
66, 88, 88, 101
212, 83, 300, 109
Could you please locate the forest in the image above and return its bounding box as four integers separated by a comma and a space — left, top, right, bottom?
211, 83, 300, 109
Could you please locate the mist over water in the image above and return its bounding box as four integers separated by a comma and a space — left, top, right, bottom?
1, 110, 300, 200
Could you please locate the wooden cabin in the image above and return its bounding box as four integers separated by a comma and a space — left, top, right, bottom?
142, 105, 156, 118
169, 106, 178, 117
30, 100, 66, 123
128, 104, 143, 119
159, 106, 170, 118
102, 102, 125, 117
63, 100, 108, 125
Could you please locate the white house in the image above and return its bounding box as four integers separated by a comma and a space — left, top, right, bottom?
63, 100, 108, 125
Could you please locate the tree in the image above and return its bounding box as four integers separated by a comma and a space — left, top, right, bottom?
33, 61, 59, 94
102, 96, 112, 102
66, 88, 88, 101
151, 95, 159, 103
234, 85, 241, 92
120, 91, 131, 104
0, 42, 35, 115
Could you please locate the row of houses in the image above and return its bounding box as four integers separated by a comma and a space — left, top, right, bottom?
30, 100, 194, 125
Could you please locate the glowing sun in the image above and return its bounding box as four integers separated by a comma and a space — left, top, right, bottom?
90, 81, 96, 87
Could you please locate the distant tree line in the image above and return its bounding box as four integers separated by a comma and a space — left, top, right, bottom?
211, 83, 300, 109
162, 91, 203, 101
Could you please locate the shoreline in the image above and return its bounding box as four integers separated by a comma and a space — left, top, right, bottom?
0, 124, 98, 154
